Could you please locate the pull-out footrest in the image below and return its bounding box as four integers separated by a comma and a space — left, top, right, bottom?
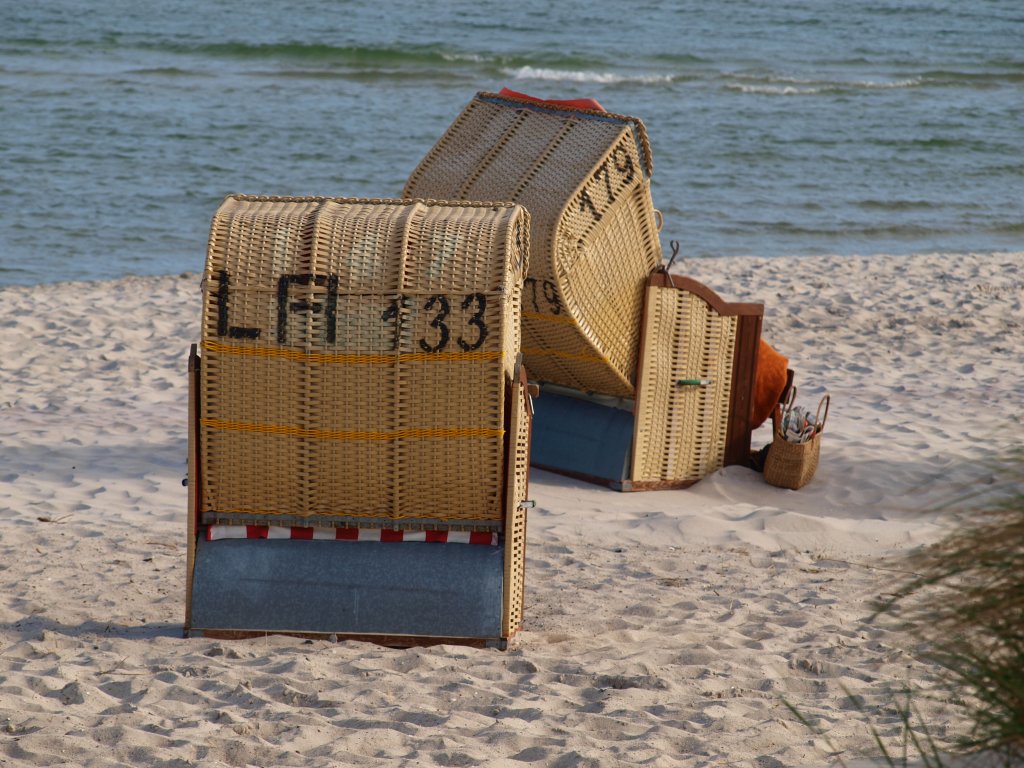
188, 538, 506, 647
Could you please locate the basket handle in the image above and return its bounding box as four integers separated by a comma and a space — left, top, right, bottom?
781, 385, 798, 421
815, 394, 831, 433
770, 385, 797, 437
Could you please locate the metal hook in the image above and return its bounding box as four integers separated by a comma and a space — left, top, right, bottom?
664, 240, 681, 273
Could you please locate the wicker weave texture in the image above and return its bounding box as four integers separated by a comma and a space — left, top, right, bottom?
200, 195, 529, 526
764, 428, 821, 490
631, 284, 738, 483
404, 92, 661, 398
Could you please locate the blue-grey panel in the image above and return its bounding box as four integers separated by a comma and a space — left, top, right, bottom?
530, 391, 633, 485
190, 539, 504, 638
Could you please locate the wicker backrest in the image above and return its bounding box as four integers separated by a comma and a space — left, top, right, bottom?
199, 195, 529, 529
404, 92, 661, 398
631, 274, 763, 486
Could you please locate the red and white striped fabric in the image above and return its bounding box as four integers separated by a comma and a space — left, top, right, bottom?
206, 525, 498, 545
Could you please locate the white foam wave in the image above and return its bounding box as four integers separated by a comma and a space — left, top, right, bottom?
503, 65, 674, 85
729, 84, 822, 95
727, 76, 924, 95
441, 52, 490, 64
857, 77, 924, 89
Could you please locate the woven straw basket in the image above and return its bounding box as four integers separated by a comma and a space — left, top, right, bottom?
404, 91, 662, 398
198, 195, 530, 529
764, 394, 831, 490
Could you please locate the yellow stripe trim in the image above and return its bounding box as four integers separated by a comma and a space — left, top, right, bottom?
521, 347, 609, 364
202, 418, 503, 442
522, 311, 577, 326
202, 340, 502, 365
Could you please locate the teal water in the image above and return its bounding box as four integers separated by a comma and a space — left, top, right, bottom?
1, 0, 1022, 285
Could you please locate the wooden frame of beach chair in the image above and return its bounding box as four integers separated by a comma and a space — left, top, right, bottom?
530, 272, 764, 491
183, 195, 532, 648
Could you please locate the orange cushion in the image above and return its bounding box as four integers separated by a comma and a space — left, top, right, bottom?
498, 87, 605, 112
752, 340, 789, 429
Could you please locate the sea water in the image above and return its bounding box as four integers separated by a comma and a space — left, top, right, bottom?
1, 0, 1021, 285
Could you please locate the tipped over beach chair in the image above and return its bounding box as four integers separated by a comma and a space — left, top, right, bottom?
404, 90, 662, 399
185, 195, 533, 648
404, 91, 765, 490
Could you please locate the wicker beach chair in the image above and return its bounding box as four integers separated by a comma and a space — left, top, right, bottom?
404, 91, 662, 399
184, 195, 532, 648
404, 92, 765, 490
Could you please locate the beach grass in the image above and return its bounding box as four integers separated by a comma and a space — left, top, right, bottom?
786, 448, 1024, 767
872, 447, 1024, 766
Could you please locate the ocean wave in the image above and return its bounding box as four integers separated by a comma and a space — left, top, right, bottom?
768, 221, 959, 239
921, 69, 1024, 86
725, 75, 925, 95
991, 222, 1024, 235
144, 41, 606, 72
727, 83, 824, 95
724, 68, 1024, 95
857, 199, 942, 211
128, 41, 640, 83
503, 65, 675, 85
440, 52, 490, 64
126, 67, 201, 77
181, 41, 471, 67
852, 78, 924, 89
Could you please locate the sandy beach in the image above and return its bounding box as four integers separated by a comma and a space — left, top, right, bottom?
1, 251, 1021, 767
